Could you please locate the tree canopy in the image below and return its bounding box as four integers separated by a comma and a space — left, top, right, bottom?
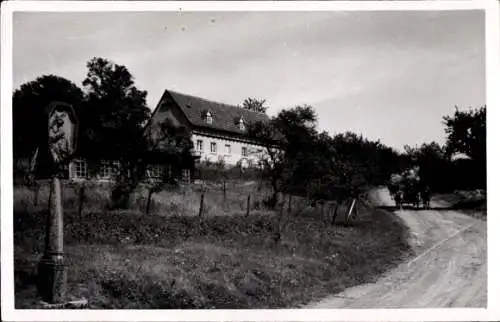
248, 104, 401, 206
443, 105, 486, 164
79, 57, 151, 161
241, 97, 268, 113
13, 75, 84, 158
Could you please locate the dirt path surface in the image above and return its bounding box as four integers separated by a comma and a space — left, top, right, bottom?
307, 188, 487, 308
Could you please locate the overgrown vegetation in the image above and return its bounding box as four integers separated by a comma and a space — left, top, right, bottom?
14, 188, 412, 309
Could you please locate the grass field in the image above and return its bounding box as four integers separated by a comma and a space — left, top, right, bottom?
14, 181, 412, 309
436, 189, 486, 220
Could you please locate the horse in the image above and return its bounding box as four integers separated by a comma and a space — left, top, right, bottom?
421, 187, 431, 209
394, 190, 403, 210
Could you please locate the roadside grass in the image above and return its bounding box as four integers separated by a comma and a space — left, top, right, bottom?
14, 184, 412, 309
436, 189, 486, 220
14, 180, 276, 217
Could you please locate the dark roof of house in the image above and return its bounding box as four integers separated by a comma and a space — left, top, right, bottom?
162, 89, 270, 135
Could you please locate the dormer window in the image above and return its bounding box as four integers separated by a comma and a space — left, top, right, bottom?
238, 117, 245, 131
205, 111, 213, 124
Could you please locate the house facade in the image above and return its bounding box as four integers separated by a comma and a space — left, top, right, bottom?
60, 89, 273, 182
148, 89, 272, 169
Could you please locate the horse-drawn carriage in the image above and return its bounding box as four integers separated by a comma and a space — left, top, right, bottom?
388, 170, 431, 210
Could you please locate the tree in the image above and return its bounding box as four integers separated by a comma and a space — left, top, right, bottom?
80, 57, 152, 207
241, 97, 268, 113
13, 75, 84, 159
247, 117, 285, 208
79, 57, 151, 161
443, 105, 486, 189
273, 105, 320, 195
443, 106, 486, 164
248, 104, 402, 209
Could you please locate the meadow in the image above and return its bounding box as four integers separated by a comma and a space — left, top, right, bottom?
14, 180, 412, 309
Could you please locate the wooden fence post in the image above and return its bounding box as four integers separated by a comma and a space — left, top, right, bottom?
246, 194, 251, 217
199, 193, 205, 217
146, 188, 154, 215
78, 186, 85, 216
34, 184, 40, 207
331, 202, 340, 224
346, 198, 357, 223
274, 200, 285, 244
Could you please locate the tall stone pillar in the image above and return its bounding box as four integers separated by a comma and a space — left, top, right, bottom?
37, 176, 66, 303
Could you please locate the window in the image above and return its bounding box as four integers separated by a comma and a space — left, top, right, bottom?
72, 159, 88, 179
181, 169, 191, 184
147, 164, 163, 179
210, 142, 217, 153
99, 160, 111, 179
241, 146, 248, 157
225, 144, 231, 154
196, 140, 203, 151
99, 160, 120, 179
206, 112, 213, 124
239, 118, 245, 131
257, 149, 263, 154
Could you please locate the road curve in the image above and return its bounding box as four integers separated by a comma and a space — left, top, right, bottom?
307, 188, 487, 308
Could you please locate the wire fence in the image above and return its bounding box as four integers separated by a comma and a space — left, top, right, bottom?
14, 178, 362, 225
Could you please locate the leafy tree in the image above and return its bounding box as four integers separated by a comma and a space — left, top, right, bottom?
13, 75, 84, 159
79, 57, 152, 207
146, 117, 194, 183
247, 116, 285, 208
80, 57, 151, 161
328, 132, 398, 201
443, 105, 486, 164
249, 104, 402, 209
443, 105, 486, 189
241, 97, 268, 113
273, 105, 321, 195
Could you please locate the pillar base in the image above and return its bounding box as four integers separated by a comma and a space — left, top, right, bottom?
38, 298, 89, 309
37, 257, 67, 304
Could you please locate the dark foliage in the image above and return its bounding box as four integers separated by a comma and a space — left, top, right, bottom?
13, 75, 84, 159
248, 105, 402, 206
241, 98, 268, 113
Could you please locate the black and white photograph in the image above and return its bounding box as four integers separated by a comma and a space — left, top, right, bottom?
1, 1, 498, 321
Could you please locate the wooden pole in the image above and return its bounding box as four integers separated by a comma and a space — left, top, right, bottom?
274, 200, 285, 244
332, 202, 340, 224
199, 193, 205, 217
223, 180, 226, 202
347, 198, 357, 223
146, 188, 154, 215
246, 194, 251, 217
34, 184, 40, 207
78, 186, 85, 216
288, 194, 292, 214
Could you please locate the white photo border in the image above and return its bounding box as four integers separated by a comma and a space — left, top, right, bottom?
1, 1, 499, 321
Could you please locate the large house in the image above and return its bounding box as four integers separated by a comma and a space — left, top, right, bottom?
148, 89, 272, 169
21, 90, 274, 183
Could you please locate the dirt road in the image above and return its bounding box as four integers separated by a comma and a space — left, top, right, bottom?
307, 188, 487, 308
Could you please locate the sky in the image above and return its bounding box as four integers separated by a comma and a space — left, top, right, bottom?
13, 10, 485, 151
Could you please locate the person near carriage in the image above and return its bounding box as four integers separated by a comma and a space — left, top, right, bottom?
421, 185, 431, 209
